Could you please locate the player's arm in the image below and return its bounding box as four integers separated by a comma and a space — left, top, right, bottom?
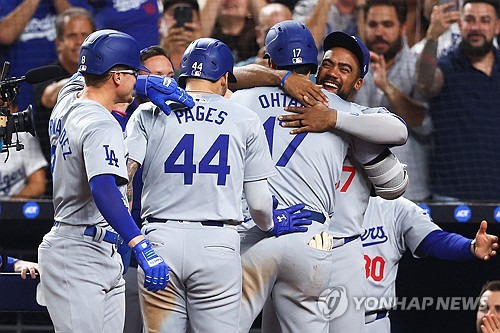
231, 64, 328, 106
243, 180, 312, 236
281, 103, 408, 145
415, 221, 499, 261
359, 148, 408, 200
126, 159, 140, 210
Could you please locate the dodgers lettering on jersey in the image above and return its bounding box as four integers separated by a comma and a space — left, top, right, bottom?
49, 76, 128, 226
361, 197, 440, 310
125, 95, 275, 222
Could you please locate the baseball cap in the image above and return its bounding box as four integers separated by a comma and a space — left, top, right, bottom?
323, 31, 370, 78
163, 0, 199, 11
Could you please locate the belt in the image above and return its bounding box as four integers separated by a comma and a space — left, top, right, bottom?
53, 222, 123, 246
365, 310, 389, 324
147, 217, 225, 227
301, 209, 326, 223
331, 235, 359, 249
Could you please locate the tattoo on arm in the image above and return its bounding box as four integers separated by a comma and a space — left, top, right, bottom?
416, 39, 444, 98
126, 159, 140, 207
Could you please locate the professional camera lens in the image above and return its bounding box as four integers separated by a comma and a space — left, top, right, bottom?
10, 105, 36, 137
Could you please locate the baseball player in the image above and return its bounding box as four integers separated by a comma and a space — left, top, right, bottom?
250, 30, 411, 333
125, 37, 309, 333
37, 29, 193, 333
361, 197, 498, 333
231, 22, 408, 333
0, 252, 38, 279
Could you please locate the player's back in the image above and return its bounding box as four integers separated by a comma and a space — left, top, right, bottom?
231, 86, 348, 218
49, 76, 127, 226
126, 94, 274, 222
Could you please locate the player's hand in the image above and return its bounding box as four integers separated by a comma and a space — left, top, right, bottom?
426, 3, 460, 41
308, 231, 334, 251
473, 220, 499, 260
13, 260, 38, 279
481, 314, 500, 333
133, 239, 170, 292
135, 75, 195, 115
267, 196, 312, 237
282, 72, 328, 107
281, 101, 337, 134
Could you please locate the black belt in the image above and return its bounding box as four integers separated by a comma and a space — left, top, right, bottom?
147, 217, 225, 227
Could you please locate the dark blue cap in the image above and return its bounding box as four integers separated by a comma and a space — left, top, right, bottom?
323, 31, 370, 78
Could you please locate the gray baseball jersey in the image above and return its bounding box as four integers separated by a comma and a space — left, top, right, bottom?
231, 86, 386, 333
38, 75, 127, 333
49, 76, 128, 227
126, 96, 275, 222
125, 93, 275, 333
362, 196, 440, 333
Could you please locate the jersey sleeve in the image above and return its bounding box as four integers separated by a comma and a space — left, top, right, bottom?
345, 134, 387, 165
125, 105, 153, 165
81, 120, 128, 185
394, 199, 442, 257
243, 115, 276, 182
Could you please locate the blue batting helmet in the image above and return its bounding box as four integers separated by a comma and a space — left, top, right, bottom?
78, 29, 149, 75
178, 38, 237, 88
264, 20, 318, 73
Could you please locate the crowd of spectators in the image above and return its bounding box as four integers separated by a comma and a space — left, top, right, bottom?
0, 0, 499, 202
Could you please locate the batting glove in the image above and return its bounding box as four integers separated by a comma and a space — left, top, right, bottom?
267, 196, 312, 237
135, 75, 194, 115
132, 239, 170, 292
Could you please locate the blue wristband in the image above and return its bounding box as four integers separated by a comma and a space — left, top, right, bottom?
280, 71, 292, 88
5, 257, 18, 272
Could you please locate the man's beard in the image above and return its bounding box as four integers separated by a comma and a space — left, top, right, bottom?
461, 38, 494, 59
366, 36, 403, 61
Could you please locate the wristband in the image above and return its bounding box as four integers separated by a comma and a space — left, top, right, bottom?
280, 71, 293, 88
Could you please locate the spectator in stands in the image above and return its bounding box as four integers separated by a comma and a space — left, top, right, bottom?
477, 280, 500, 333
416, 0, 500, 201
0, 103, 47, 200
236, 3, 293, 66
200, 0, 263, 63
86, 0, 160, 50
293, 0, 361, 48
33, 7, 95, 191
271, 0, 300, 11
353, 0, 431, 201
412, 0, 462, 58
160, 0, 202, 72
0, 0, 83, 111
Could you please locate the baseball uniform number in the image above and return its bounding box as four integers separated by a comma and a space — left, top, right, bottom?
164, 133, 231, 185
263, 116, 308, 167
364, 254, 386, 282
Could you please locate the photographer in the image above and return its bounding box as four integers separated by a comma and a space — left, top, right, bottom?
0, 102, 47, 200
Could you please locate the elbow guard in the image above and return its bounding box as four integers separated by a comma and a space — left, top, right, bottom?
364, 151, 408, 200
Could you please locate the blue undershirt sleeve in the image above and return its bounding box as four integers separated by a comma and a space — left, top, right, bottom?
89, 174, 142, 244
415, 229, 475, 261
